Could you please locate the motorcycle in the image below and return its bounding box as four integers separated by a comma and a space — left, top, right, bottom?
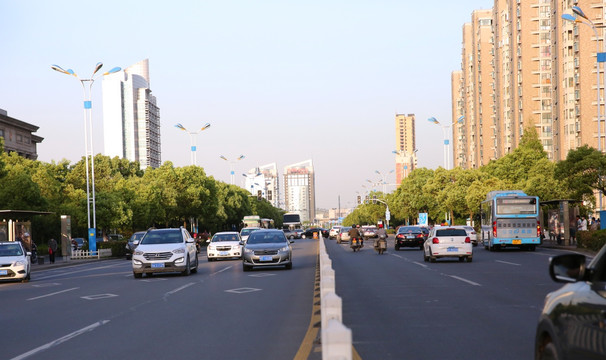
374, 235, 387, 255
350, 237, 363, 252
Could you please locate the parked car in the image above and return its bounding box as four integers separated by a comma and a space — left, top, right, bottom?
240, 227, 260, 243
0, 241, 31, 283
329, 225, 343, 239
301, 228, 329, 239
361, 226, 378, 239
72, 237, 86, 249
206, 231, 242, 261
463, 226, 478, 246
132, 228, 198, 278
125, 231, 146, 260
395, 226, 426, 250
423, 226, 473, 262
336, 227, 352, 244
534, 247, 606, 360
242, 229, 293, 271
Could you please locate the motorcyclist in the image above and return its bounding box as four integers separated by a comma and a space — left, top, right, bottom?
375, 223, 387, 248
348, 224, 361, 242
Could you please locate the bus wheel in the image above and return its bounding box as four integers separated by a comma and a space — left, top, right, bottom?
530, 245, 536, 251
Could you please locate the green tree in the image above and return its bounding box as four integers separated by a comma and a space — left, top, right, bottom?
555, 145, 606, 201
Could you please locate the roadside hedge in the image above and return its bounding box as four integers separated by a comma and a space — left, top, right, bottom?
577, 230, 606, 252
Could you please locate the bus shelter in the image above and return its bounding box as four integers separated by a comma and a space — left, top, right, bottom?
539, 200, 580, 246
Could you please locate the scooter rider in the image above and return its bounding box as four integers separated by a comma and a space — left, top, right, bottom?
348, 224, 360, 242
375, 223, 387, 247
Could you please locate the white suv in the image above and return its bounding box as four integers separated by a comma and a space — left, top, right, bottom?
132, 228, 198, 278
206, 232, 242, 261
329, 226, 342, 239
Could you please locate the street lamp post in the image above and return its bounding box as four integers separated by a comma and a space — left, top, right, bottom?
220, 154, 245, 184
375, 169, 394, 194
428, 116, 464, 170
51, 62, 121, 251
175, 123, 211, 166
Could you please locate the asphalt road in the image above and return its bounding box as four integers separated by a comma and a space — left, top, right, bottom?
1, 238, 318, 360
324, 235, 591, 360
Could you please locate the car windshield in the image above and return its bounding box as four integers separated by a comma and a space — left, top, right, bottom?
140, 230, 182, 244
130, 233, 145, 242
212, 234, 239, 242
398, 227, 421, 234
247, 233, 286, 244
0, 244, 24, 256
241, 228, 258, 236
435, 228, 467, 237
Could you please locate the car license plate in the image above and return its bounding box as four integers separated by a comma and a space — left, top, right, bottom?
447, 247, 458, 252
406, 236, 414, 239
151, 263, 165, 268
260, 255, 272, 262
219, 251, 229, 256
512, 240, 522, 245
0, 269, 7, 275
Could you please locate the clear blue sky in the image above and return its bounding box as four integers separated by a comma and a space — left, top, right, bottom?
1, 0, 493, 209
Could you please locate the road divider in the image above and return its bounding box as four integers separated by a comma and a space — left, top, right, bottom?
319, 233, 352, 360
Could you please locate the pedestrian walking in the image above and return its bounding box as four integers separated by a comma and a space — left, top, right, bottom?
569, 218, 577, 245
590, 217, 598, 231
581, 216, 588, 231
48, 238, 58, 264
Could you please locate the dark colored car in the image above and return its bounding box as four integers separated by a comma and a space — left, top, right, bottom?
301, 228, 329, 239
395, 226, 427, 250
125, 231, 146, 260
534, 246, 606, 360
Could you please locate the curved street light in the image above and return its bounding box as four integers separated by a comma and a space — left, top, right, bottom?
220, 154, 245, 184
428, 116, 464, 170
51, 62, 121, 251
175, 123, 211, 166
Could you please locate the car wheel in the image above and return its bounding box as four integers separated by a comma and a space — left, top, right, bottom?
459, 257, 465, 262
395, 245, 400, 251
537, 340, 559, 360
133, 272, 142, 278
419, 245, 423, 251
429, 250, 437, 263
22, 272, 30, 283
207, 257, 213, 262
530, 245, 536, 251
182, 257, 191, 276
243, 263, 252, 272
191, 256, 198, 273
285, 262, 292, 270
467, 256, 473, 263
423, 251, 429, 262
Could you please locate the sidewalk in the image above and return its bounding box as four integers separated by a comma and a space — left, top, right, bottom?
31, 255, 110, 272
539, 239, 597, 257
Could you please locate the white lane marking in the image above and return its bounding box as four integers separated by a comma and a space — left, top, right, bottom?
448, 275, 481, 286
81, 294, 118, 300
249, 273, 276, 277
225, 287, 262, 294
10, 320, 110, 360
496, 260, 521, 266
35, 263, 126, 280
210, 266, 233, 276
164, 282, 195, 297
32, 283, 61, 288
26, 287, 79, 301
412, 261, 428, 268
390, 253, 404, 259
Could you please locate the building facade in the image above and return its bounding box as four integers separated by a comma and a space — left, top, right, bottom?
394, 113, 417, 185
0, 109, 44, 160
453, 0, 606, 169
102, 59, 161, 169
244, 163, 280, 208
283, 160, 316, 223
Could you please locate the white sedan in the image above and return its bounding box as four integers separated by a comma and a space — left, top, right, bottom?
0, 241, 31, 282
423, 226, 473, 263
206, 232, 242, 261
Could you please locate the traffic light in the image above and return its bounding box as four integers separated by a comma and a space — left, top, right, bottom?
365, 195, 369, 204
257, 190, 262, 200
357, 195, 361, 205
268, 190, 272, 201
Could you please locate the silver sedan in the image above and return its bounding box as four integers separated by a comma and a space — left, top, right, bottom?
242, 229, 293, 271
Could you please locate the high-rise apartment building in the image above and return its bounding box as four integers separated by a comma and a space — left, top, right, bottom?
244, 163, 280, 208
452, 0, 606, 169
394, 113, 417, 185
0, 109, 44, 160
283, 160, 316, 223
102, 59, 161, 169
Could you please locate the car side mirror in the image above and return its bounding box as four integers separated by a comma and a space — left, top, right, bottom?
27, 251, 32, 257
289, 240, 294, 244
239, 241, 244, 246
206, 239, 210, 243
549, 254, 586, 283
133, 240, 139, 245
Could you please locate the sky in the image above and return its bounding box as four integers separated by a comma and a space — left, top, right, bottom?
0, 0, 493, 210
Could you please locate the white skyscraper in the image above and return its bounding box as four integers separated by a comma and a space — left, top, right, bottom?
102, 59, 161, 168
244, 163, 279, 208
283, 159, 315, 223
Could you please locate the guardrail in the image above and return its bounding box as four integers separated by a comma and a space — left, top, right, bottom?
71, 249, 112, 260
318, 233, 353, 360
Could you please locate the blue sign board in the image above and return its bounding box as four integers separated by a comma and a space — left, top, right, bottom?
88, 228, 96, 252
418, 213, 428, 226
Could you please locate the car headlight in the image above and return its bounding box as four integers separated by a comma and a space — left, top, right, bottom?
175, 257, 185, 264
133, 259, 142, 265
15, 260, 26, 266
173, 248, 185, 254
208, 246, 215, 251
233, 245, 240, 250
244, 247, 254, 253
280, 246, 290, 252
134, 250, 144, 256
